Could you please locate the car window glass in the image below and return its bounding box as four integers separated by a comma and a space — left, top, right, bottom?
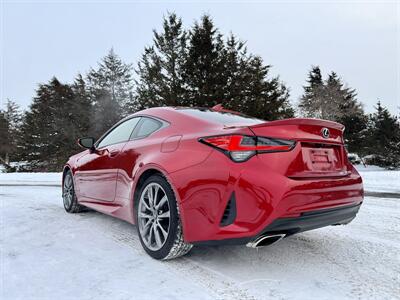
97, 117, 140, 148
133, 117, 162, 139
178, 108, 264, 125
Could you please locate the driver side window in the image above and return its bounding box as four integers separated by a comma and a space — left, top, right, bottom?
97, 117, 140, 149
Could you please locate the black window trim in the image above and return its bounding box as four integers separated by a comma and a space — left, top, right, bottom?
95, 116, 141, 149
94, 114, 169, 149
129, 115, 167, 141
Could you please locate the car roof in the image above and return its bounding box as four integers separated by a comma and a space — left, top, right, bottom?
128, 106, 264, 128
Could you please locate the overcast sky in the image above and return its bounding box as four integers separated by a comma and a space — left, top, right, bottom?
1, 0, 399, 115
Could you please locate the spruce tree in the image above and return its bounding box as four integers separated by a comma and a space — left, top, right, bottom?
235, 55, 293, 120
0, 111, 12, 169
366, 102, 400, 169
18, 77, 92, 171
0, 100, 22, 169
70, 74, 93, 137
299, 66, 324, 118
220, 34, 247, 110
87, 49, 134, 137
135, 13, 294, 120
183, 15, 227, 107
299, 68, 368, 154
135, 13, 188, 109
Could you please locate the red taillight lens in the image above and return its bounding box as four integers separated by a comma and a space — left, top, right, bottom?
200, 135, 295, 162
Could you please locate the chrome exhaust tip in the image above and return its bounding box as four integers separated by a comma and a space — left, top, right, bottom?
246, 234, 286, 248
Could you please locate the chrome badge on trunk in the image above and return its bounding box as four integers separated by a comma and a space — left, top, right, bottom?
321, 127, 330, 139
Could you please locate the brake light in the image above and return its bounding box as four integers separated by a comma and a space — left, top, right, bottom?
200, 135, 295, 162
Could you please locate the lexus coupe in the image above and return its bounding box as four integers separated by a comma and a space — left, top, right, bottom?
63, 106, 363, 260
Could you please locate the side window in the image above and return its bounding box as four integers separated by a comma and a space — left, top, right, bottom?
97, 117, 140, 148
133, 117, 162, 139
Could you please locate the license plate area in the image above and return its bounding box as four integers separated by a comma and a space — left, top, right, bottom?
301, 143, 343, 172
311, 149, 332, 163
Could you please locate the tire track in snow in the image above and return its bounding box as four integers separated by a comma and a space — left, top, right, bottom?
97, 216, 258, 300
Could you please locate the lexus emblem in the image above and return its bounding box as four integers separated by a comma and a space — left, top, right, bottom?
321, 128, 330, 139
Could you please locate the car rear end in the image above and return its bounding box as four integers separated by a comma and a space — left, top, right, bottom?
243, 119, 362, 238
171, 109, 363, 245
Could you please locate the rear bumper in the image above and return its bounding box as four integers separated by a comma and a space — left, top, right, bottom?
262, 202, 361, 235
171, 151, 363, 244
193, 203, 362, 246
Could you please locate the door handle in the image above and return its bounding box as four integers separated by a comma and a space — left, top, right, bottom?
109, 150, 120, 157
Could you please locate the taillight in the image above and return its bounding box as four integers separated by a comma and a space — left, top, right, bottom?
199, 135, 295, 162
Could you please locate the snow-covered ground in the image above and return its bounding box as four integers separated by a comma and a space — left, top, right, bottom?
0, 172, 62, 186
355, 165, 400, 193
1, 171, 399, 299
0, 165, 398, 193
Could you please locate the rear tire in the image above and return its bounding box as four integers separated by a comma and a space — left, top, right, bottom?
135, 175, 192, 260
63, 170, 86, 213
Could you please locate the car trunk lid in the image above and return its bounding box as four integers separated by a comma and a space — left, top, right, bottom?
248, 118, 349, 178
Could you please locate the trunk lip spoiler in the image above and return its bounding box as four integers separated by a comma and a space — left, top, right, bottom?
249, 118, 345, 131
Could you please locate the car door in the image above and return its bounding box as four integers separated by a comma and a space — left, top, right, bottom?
75, 117, 141, 202
114, 116, 165, 201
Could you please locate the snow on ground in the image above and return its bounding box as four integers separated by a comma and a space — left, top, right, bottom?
0, 172, 62, 186
355, 165, 400, 193
1, 184, 399, 300
0, 164, 399, 193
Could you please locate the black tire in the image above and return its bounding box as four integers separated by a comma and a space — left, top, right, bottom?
135, 175, 192, 260
63, 170, 86, 213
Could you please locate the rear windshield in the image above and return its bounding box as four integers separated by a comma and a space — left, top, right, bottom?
177, 108, 265, 125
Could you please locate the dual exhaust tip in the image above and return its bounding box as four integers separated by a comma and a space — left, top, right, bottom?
246, 234, 286, 248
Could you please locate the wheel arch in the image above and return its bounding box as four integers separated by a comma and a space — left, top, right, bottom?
133, 168, 165, 208
131, 165, 187, 239
62, 165, 72, 185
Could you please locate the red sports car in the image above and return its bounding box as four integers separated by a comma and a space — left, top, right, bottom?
63, 106, 363, 260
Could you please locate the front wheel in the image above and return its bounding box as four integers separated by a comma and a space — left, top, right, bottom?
136, 175, 192, 260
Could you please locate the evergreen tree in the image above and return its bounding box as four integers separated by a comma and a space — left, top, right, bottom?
70, 74, 93, 137
299, 66, 324, 117
0, 100, 22, 169
135, 13, 294, 120
234, 55, 293, 120
299, 68, 368, 154
18, 77, 92, 171
135, 13, 188, 109
183, 15, 227, 107
87, 49, 134, 137
219, 34, 247, 109
0, 111, 12, 168
366, 102, 400, 169
4, 100, 22, 133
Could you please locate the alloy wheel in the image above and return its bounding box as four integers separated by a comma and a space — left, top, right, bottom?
63, 175, 73, 208
138, 182, 171, 251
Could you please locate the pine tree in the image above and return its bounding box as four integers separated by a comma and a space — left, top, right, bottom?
220, 34, 246, 109
4, 100, 22, 133
366, 102, 400, 169
87, 49, 134, 137
70, 74, 93, 137
234, 55, 293, 120
183, 15, 227, 107
18, 77, 92, 171
0, 111, 12, 169
299, 68, 368, 154
299, 66, 324, 117
135, 13, 188, 109
135, 13, 294, 120
0, 100, 22, 169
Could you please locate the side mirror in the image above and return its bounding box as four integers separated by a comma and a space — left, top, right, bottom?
77, 137, 95, 151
